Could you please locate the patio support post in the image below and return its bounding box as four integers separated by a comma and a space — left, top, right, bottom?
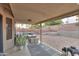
76, 15, 79, 29
14, 21, 17, 45
39, 23, 42, 43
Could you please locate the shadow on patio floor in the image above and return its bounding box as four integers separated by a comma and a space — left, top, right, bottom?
27, 43, 61, 56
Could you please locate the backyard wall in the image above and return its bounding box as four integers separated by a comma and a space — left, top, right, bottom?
58, 23, 79, 38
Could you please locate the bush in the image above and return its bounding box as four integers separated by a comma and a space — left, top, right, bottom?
16, 35, 26, 46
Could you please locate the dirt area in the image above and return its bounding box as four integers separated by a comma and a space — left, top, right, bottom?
41, 35, 79, 52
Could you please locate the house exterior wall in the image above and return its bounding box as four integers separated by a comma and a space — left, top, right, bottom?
0, 4, 14, 53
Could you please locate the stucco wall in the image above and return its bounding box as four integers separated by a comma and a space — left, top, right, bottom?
0, 4, 14, 53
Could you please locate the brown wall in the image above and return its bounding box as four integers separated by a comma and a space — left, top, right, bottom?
16, 23, 79, 34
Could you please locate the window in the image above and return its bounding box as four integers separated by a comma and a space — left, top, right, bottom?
6, 17, 12, 40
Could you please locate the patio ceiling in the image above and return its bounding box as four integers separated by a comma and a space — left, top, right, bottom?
10, 3, 79, 24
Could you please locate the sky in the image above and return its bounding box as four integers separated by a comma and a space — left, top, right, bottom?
62, 16, 79, 24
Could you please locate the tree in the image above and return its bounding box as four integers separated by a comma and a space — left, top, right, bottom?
45, 19, 62, 26
31, 19, 62, 29
31, 24, 41, 29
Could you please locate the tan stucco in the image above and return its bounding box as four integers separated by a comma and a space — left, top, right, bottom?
0, 4, 14, 53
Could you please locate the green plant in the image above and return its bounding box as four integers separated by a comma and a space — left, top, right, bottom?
16, 35, 26, 46
45, 19, 62, 26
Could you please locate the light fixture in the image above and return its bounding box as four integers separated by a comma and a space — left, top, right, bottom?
27, 19, 32, 22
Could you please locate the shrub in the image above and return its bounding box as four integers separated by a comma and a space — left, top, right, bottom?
16, 35, 26, 46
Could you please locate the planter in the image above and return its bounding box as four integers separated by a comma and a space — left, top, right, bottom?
17, 46, 24, 50
15, 35, 27, 50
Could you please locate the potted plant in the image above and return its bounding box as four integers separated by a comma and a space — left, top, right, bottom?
16, 35, 26, 50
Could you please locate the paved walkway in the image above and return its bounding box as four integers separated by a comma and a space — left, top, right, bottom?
27, 43, 60, 56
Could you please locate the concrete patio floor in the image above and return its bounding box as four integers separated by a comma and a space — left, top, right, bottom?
6, 43, 61, 56
6, 46, 31, 56
27, 43, 60, 56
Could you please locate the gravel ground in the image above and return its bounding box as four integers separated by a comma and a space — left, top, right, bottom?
41, 35, 79, 52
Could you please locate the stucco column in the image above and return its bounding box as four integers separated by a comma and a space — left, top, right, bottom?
39, 23, 42, 43
76, 15, 79, 29
14, 21, 16, 45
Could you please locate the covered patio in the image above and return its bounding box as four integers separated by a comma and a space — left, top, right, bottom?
0, 3, 79, 56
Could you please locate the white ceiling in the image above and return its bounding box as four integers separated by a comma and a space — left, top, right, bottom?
10, 3, 79, 24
